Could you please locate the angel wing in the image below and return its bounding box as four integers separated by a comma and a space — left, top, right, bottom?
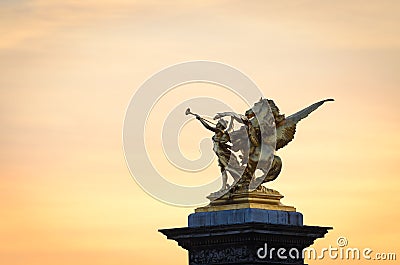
276, 99, 334, 150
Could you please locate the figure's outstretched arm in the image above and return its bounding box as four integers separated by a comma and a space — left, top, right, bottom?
214, 112, 244, 123
196, 116, 216, 132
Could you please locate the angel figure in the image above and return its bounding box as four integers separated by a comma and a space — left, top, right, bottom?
185, 108, 242, 191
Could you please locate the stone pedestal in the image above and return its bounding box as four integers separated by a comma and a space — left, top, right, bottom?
159, 190, 331, 265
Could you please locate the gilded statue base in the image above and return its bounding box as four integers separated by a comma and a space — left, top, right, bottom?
195, 187, 296, 213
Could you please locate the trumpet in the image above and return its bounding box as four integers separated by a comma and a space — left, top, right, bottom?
185, 108, 217, 125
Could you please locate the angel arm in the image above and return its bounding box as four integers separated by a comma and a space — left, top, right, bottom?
196, 116, 217, 132
214, 111, 245, 123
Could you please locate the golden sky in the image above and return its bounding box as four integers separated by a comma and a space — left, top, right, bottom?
1, 1, 399, 264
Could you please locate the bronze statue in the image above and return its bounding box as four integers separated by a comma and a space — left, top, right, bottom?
187, 98, 333, 195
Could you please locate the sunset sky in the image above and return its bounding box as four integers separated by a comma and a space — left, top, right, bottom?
1, 1, 399, 264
